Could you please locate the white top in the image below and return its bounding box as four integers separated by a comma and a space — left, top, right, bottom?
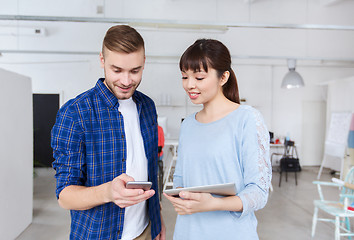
119, 97, 149, 240
173, 105, 271, 240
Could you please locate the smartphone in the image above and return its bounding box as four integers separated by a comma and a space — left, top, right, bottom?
126, 181, 152, 191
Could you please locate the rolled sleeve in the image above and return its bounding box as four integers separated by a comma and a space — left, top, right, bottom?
51, 107, 85, 199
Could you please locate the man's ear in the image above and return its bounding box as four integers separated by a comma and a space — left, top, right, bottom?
220, 71, 230, 86
142, 55, 146, 70
99, 52, 105, 68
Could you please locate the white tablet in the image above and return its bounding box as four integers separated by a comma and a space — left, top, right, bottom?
164, 182, 236, 197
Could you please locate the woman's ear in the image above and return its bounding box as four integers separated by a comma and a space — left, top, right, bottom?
220, 71, 230, 86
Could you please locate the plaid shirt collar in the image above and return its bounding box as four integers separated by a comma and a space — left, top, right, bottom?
95, 78, 143, 112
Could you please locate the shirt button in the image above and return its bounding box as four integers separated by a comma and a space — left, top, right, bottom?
122, 158, 125, 162
122, 134, 125, 138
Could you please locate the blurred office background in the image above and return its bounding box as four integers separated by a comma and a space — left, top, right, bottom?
1, 0, 354, 239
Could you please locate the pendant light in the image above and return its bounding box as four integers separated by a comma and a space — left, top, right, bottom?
281, 59, 304, 89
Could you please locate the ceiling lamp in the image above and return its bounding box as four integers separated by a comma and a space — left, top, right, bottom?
281, 59, 304, 89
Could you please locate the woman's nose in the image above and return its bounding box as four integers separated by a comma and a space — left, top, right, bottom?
186, 78, 196, 89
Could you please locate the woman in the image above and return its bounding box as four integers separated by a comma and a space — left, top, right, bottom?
164, 39, 272, 239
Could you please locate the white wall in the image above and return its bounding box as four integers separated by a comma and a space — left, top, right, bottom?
324, 76, 354, 170
0, 68, 33, 239
1, 0, 354, 166
327, 76, 354, 113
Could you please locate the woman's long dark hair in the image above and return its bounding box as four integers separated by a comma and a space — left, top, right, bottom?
179, 39, 240, 104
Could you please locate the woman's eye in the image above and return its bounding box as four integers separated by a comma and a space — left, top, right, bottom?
196, 78, 204, 81
182, 77, 187, 80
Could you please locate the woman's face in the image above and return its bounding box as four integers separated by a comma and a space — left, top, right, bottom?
181, 67, 225, 105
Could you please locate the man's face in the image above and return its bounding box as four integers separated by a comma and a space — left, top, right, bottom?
100, 47, 145, 100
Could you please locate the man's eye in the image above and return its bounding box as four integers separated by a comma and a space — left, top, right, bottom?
182, 77, 187, 80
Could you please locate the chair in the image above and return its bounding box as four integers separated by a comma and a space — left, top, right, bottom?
162, 140, 178, 191
270, 140, 299, 167
278, 140, 301, 187
312, 166, 354, 240
270, 149, 283, 168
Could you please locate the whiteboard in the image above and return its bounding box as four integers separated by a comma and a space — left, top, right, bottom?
322, 112, 352, 172
326, 112, 352, 145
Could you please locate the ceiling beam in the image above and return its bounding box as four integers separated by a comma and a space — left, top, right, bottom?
1, 15, 354, 31
2, 49, 354, 65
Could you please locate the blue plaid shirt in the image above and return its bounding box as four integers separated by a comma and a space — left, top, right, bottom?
51, 79, 161, 239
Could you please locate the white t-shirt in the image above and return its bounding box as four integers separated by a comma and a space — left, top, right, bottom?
119, 97, 149, 240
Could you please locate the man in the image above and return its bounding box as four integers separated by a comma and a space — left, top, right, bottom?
51, 25, 166, 240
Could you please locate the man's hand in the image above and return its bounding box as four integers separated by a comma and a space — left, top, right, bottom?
163, 191, 215, 215
107, 173, 155, 208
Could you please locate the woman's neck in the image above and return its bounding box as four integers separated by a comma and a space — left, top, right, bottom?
196, 95, 239, 123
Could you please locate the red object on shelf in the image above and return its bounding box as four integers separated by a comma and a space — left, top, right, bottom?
348, 206, 354, 211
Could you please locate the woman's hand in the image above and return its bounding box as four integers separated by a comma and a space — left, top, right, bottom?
163, 191, 216, 215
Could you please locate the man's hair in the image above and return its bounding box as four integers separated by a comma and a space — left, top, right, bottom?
102, 25, 145, 56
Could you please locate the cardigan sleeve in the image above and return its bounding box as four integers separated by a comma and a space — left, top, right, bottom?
237, 108, 272, 218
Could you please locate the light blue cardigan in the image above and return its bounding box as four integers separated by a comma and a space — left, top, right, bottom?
173, 105, 272, 240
